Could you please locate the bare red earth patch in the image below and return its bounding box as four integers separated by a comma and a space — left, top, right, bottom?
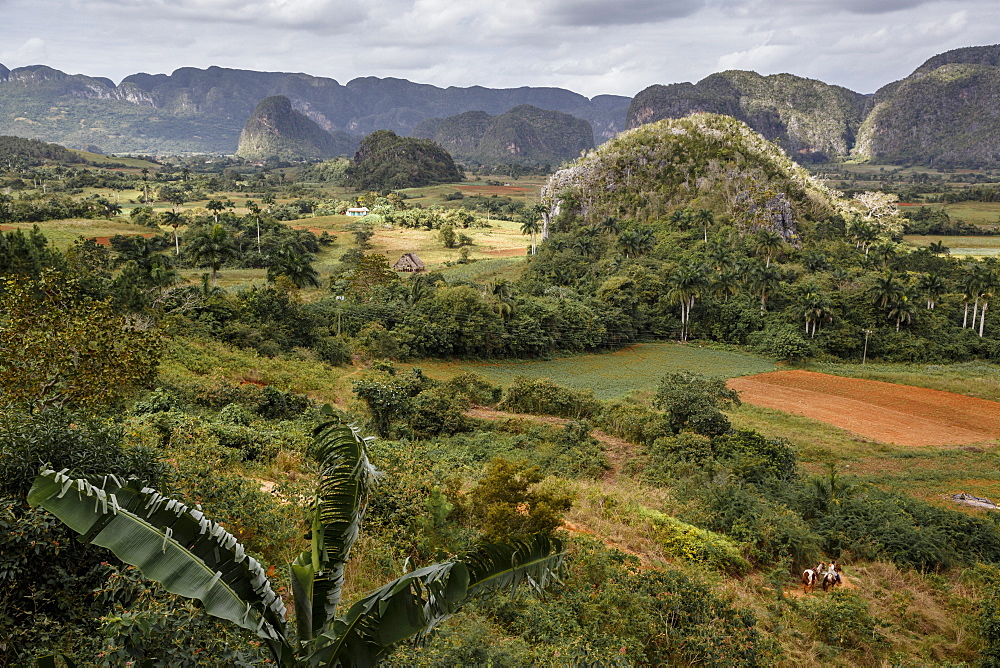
728, 370, 1000, 446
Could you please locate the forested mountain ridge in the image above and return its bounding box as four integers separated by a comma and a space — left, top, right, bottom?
626, 71, 869, 162
0, 63, 628, 155
411, 104, 594, 167
854, 45, 1000, 166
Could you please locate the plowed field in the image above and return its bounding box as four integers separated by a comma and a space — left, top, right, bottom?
729, 370, 1000, 446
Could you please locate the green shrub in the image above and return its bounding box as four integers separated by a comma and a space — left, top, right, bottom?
653, 371, 740, 436
468, 458, 574, 542
476, 538, 779, 665
596, 399, 674, 445
442, 372, 502, 406
630, 505, 751, 575
498, 376, 601, 419
314, 335, 353, 366
683, 482, 821, 570
802, 589, 890, 654
408, 387, 470, 437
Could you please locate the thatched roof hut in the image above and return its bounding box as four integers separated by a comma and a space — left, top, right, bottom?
393, 253, 425, 272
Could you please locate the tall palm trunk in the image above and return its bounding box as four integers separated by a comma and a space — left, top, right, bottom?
981, 302, 989, 337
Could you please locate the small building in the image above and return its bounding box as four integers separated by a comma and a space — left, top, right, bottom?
393, 253, 425, 272
345, 207, 370, 217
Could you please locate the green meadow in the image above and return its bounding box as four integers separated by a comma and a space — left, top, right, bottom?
411, 343, 776, 399
903, 234, 1000, 256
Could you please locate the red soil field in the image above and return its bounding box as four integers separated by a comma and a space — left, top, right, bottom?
728, 370, 1000, 446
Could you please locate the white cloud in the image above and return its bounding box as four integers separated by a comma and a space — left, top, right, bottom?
0, 37, 48, 67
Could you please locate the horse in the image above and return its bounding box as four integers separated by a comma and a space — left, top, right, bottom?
801, 562, 827, 594
821, 561, 842, 592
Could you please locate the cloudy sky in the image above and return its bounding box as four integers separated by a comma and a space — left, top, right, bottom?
1, 0, 996, 98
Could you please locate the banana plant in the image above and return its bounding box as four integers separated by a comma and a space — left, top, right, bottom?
28, 418, 564, 666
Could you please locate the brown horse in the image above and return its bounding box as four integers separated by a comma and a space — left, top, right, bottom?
801, 562, 827, 593
821, 561, 843, 592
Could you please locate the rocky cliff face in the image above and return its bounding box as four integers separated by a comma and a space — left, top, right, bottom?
411, 104, 594, 166
235, 95, 355, 161
627, 71, 868, 162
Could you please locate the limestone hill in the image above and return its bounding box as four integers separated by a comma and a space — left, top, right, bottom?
235, 96, 355, 162
411, 105, 594, 167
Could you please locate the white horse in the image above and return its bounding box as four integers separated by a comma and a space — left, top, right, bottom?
801, 562, 827, 593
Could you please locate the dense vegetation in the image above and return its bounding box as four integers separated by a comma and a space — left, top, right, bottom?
3, 115, 1000, 665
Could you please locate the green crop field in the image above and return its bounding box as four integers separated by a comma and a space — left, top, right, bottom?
903, 234, 1000, 256
411, 343, 776, 399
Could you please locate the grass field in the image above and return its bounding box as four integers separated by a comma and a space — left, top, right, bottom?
903, 234, 1000, 256
410, 343, 776, 399
0, 219, 158, 248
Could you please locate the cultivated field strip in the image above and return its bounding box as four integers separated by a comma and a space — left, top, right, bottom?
729, 370, 1000, 446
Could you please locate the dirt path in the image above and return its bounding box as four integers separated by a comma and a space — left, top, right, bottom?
729, 370, 1000, 447
465, 407, 635, 480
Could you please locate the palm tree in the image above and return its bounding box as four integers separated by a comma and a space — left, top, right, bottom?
28, 420, 563, 667
871, 240, 897, 268
161, 210, 185, 256
754, 229, 784, 268
667, 263, 707, 341
247, 200, 263, 253
187, 223, 238, 287
959, 264, 989, 330
694, 208, 714, 243
888, 294, 915, 332
206, 199, 225, 223
871, 272, 906, 312
710, 270, 740, 303
916, 273, 947, 310
267, 245, 321, 288
976, 262, 998, 337
599, 216, 620, 236
928, 240, 950, 255
520, 218, 540, 255
747, 263, 782, 313
801, 290, 833, 337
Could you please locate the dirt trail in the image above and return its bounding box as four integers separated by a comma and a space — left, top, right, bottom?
729, 370, 1000, 447
465, 407, 635, 481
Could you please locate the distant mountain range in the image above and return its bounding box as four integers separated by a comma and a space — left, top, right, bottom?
2, 44, 1000, 167
0, 64, 627, 157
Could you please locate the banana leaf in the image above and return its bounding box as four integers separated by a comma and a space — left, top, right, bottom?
27, 469, 294, 664
307, 534, 563, 666
291, 421, 376, 641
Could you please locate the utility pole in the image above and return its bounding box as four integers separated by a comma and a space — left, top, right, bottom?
862, 329, 872, 365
